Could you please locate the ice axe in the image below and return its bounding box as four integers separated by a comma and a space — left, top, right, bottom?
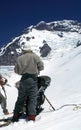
38, 86, 55, 111
44, 94, 55, 111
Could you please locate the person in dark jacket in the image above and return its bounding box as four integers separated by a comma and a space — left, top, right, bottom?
12, 44, 44, 122
0, 74, 9, 115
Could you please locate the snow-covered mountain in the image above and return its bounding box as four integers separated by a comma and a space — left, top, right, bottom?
0, 20, 81, 65
0, 20, 81, 130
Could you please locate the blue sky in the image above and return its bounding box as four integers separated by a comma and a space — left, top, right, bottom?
0, 0, 81, 47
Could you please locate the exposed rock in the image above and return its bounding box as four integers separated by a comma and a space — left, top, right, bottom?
39, 42, 51, 57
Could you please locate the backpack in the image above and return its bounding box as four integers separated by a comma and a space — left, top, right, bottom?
37, 75, 51, 107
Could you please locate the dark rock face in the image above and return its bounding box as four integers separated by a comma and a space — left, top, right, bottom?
76, 40, 81, 47
0, 41, 21, 65
35, 21, 48, 30
39, 43, 51, 57
34, 20, 81, 32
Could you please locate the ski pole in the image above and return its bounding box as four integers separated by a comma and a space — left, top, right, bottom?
44, 94, 55, 111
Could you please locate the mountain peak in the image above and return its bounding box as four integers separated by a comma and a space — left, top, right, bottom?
0, 20, 81, 65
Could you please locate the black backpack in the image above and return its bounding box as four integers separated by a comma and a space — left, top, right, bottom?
36, 76, 51, 110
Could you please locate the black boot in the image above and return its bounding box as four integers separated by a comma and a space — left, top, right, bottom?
11, 112, 20, 122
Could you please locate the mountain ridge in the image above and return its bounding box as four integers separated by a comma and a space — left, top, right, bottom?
0, 20, 81, 65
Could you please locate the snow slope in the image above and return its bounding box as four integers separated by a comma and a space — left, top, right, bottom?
0, 43, 81, 129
